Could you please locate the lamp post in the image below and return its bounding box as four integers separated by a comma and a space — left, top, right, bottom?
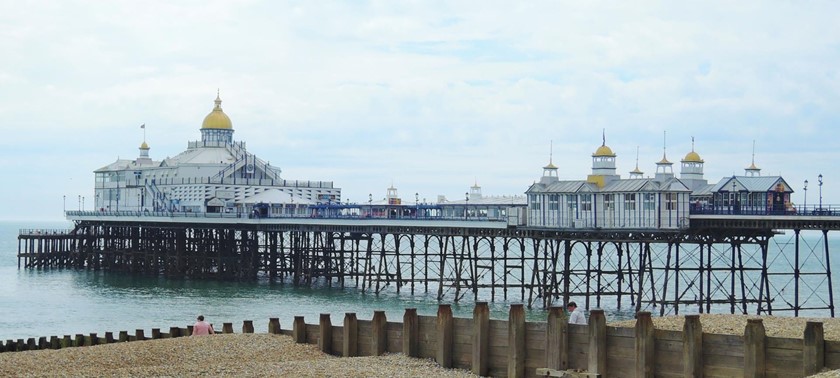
415, 192, 419, 219
465, 192, 469, 220
78, 195, 81, 211
63, 195, 66, 213
819, 174, 823, 212
803, 179, 809, 213
369, 193, 372, 218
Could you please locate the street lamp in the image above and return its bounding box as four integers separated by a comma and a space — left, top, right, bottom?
369, 193, 372, 218
819, 174, 823, 211
63, 195, 66, 213
465, 192, 469, 220
804, 180, 808, 213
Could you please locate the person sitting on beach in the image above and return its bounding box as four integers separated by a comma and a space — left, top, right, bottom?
567, 302, 587, 325
192, 315, 215, 336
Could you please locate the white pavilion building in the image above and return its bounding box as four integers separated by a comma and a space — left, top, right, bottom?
92, 94, 340, 215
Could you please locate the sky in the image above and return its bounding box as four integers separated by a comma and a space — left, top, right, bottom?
1, 1, 839, 221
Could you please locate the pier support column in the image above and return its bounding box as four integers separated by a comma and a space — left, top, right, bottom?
436, 304, 453, 368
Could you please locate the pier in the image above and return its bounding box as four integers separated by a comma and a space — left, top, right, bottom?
17, 210, 840, 316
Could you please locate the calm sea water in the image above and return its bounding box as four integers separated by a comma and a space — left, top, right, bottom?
2, 221, 838, 341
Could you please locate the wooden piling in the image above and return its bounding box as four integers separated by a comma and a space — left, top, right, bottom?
49, 336, 60, 349
683, 314, 702, 377
319, 314, 332, 354
151, 328, 161, 339
74, 334, 84, 347
343, 313, 358, 357
118, 331, 128, 342
545, 306, 569, 371
403, 308, 419, 358
105, 331, 115, 343
26, 338, 36, 350
222, 323, 233, 334
293, 316, 306, 343
804, 321, 825, 376
635, 311, 654, 378
168, 327, 180, 338
243, 320, 254, 334
744, 318, 766, 377
135, 329, 145, 341
62, 335, 72, 348
186, 325, 194, 336
508, 304, 526, 378
89, 333, 98, 346
588, 309, 606, 376
436, 304, 454, 368
372, 310, 387, 356
38, 337, 48, 349
268, 318, 281, 335
472, 302, 490, 376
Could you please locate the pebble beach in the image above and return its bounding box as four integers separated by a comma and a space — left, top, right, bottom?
3, 314, 840, 377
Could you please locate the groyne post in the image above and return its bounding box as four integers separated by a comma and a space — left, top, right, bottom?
343, 312, 358, 357
372, 310, 387, 356
27, 338, 36, 350
268, 318, 281, 334
683, 314, 702, 376
804, 321, 825, 375
635, 311, 654, 378
135, 329, 145, 341
49, 336, 60, 349
168, 327, 180, 338
222, 323, 233, 334
319, 314, 332, 354
74, 334, 84, 347
545, 306, 569, 371
63, 335, 72, 347
38, 337, 47, 349
744, 318, 766, 377
89, 332, 99, 345
105, 331, 115, 343
588, 309, 607, 376
472, 302, 490, 376
508, 304, 526, 378
243, 320, 254, 334
293, 316, 306, 343
436, 304, 454, 368
403, 308, 419, 357
151, 328, 161, 339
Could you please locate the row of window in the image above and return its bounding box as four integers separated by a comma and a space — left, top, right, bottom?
531, 193, 680, 211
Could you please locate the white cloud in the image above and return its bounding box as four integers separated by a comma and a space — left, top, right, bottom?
1, 0, 839, 220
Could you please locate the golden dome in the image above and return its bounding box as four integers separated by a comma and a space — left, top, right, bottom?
543, 162, 558, 170
682, 151, 703, 163
201, 94, 233, 130
140, 141, 149, 150
593, 144, 616, 157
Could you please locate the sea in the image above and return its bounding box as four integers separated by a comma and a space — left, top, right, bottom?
1, 220, 838, 341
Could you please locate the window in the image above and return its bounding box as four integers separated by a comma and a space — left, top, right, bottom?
530, 196, 541, 210
548, 195, 559, 210
665, 193, 677, 210
604, 194, 615, 211
580, 194, 592, 211
643, 193, 656, 210
624, 193, 636, 211
567, 195, 577, 210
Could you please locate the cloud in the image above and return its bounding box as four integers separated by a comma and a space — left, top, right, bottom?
1, 0, 839, 220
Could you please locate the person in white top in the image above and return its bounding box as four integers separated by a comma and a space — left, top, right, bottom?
567, 301, 586, 325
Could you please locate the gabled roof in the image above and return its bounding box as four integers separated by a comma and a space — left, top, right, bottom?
710, 176, 792, 193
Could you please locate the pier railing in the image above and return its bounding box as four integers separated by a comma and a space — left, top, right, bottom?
1, 304, 835, 377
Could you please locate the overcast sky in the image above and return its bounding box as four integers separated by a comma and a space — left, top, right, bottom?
1, 1, 839, 221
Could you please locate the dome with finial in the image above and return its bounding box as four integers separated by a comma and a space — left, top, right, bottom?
682, 151, 702, 162
201, 93, 233, 130
593, 144, 616, 157
140, 141, 149, 150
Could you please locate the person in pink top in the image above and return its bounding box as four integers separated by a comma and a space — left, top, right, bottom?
192, 315, 215, 336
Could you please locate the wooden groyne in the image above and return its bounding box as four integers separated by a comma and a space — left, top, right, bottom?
2, 303, 838, 377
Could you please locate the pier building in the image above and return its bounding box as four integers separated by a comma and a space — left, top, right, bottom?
92, 94, 340, 215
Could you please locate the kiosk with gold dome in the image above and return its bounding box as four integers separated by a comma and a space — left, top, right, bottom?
91, 93, 341, 215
